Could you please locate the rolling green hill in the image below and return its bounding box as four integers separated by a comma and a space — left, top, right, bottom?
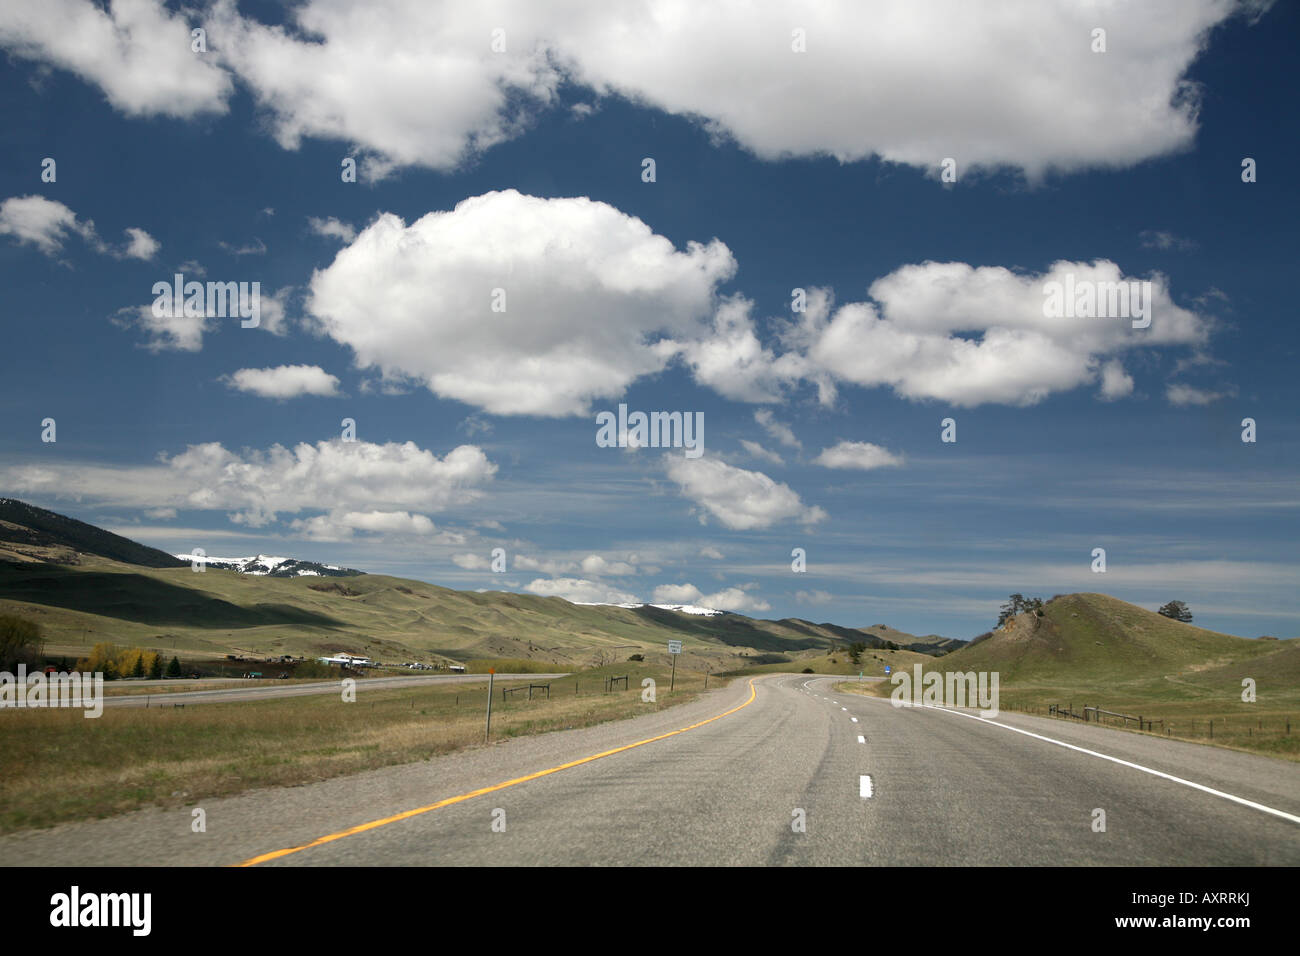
0, 552, 880, 672
894, 593, 1300, 759
942, 592, 1279, 684
0, 499, 966, 671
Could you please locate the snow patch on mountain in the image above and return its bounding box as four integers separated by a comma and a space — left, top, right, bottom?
173, 553, 363, 577
576, 601, 724, 616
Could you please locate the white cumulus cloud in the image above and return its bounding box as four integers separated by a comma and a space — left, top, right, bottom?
666, 457, 825, 530
9, 1, 1255, 180
812, 441, 904, 471
524, 577, 640, 605
804, 260, 1210, 407
651, 582, 770, 613
0, 0, 233, 118
307, 190, 735, 416
223, 365, 341, 399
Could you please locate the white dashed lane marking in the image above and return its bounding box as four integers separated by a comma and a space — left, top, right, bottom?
860, 775, 874, 798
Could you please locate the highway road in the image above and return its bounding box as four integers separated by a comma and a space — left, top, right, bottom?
3, 674, 1297, 865
97, 672, 571, 708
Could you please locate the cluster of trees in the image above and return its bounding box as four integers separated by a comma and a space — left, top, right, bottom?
1, 621, 186, 678
996, 594, 1044, 629
1157, 600, 1193, 623
72, 642, 182, 679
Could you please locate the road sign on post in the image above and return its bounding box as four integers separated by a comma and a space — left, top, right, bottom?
667, 641, 681, 692
884, 665, 891, 675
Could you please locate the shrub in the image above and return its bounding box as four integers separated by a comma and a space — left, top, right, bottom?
0, 614, 43, 671
627, 653, 644, 662
292, 658, 338, 679
802, 667, 814, 674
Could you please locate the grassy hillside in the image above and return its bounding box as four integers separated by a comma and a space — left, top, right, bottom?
0, 498, 186, 569
943, 592, 1278, 683
0, 553, 876, 671
855, 593, 1300, 760
857, 623, 965, 655
725, 645, 934, 677
0, 500, 967, 671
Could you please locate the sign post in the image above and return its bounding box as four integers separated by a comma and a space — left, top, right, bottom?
485, 668, 495, 742
667, 640, 682, 692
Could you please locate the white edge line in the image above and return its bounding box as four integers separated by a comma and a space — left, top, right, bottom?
872, 698, 1300, 826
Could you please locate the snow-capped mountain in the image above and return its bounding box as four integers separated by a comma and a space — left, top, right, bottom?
173, 553, 364, 578
577, 601, 725, 616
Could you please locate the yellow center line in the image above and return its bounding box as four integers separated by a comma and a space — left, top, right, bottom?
234, 677, 761, 866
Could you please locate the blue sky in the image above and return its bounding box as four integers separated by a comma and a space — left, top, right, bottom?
1, 0, 1296, 640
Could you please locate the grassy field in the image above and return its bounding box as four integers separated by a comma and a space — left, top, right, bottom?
0, 661, 718, 834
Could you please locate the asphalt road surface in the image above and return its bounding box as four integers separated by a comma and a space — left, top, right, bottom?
98, 673, 571, 708
4, 674, 1297, 865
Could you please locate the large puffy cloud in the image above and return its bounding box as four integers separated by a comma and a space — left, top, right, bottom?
207, 0, 562, 177
1, 440, 496, 528
165, 440, 496, 526
666, 457, 825, 530
559, 0, 1259, 179
0, 0, 232, 118
307, 190, 734, 416
3, 2, 1262, 177
802, 260, 1210, 407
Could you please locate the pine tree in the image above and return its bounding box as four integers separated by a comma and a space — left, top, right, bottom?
148, 654, 163, 680
131, 653, 145, 678
166, 655, 182, 678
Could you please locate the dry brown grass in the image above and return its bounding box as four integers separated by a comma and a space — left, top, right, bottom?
0, 663, 714, 833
